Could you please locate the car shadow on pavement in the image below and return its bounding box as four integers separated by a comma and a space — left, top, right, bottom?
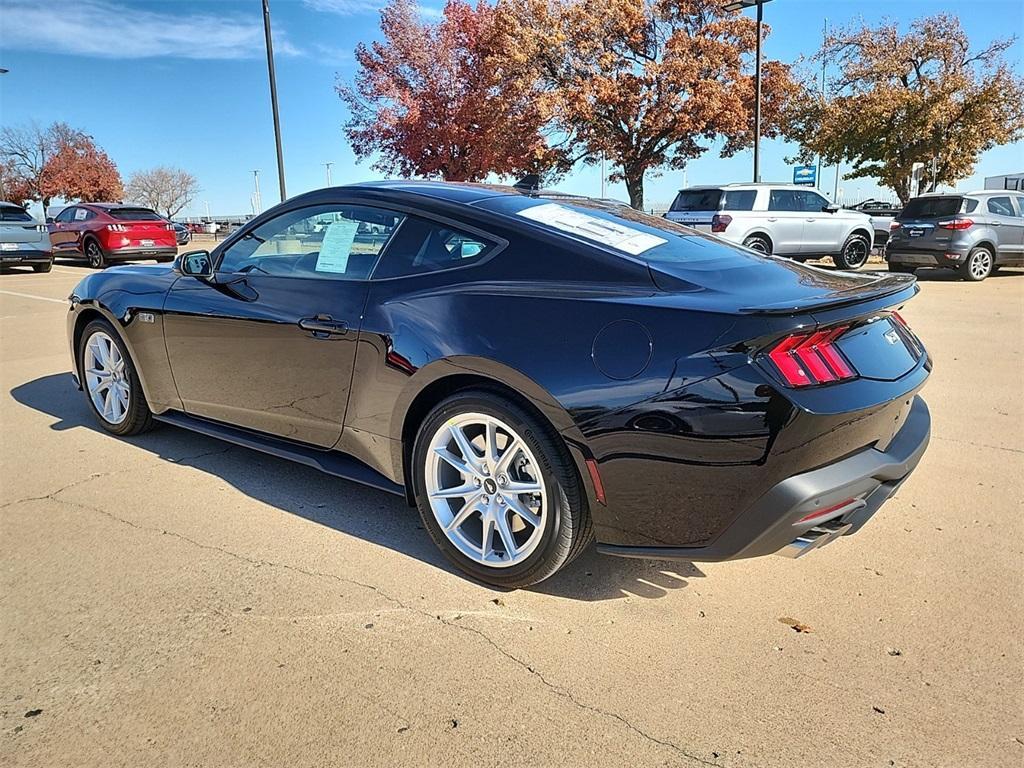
11, 373, 704, 602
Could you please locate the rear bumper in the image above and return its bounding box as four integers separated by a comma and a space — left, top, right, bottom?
885, 248, 962, 268
106, 246, 177, 260
597, 395, 930, 562
0, 249, 53, 265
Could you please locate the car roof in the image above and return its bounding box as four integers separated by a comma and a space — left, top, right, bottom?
348, 180, 520, 204
0, 201, 27, 208
674, 183, 821, 192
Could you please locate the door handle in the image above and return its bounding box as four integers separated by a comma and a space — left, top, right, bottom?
991, 221, 1001, 226
299, 314, 348, 337
805, 218, 817, 222
766, 217, 778, 222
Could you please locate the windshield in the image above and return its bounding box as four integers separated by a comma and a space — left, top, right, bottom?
0, 206, 33, 222
900, 197, 963, 219
107, 207, 163, 221
670, 189, 723, 212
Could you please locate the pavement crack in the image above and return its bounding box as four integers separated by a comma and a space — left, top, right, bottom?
931, 435, 1024, 455
432, 617, 715, 766
0, 471, 117, 510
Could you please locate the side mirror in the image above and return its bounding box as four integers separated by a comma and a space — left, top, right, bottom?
180, 250, 213, 278
823, 203, 841, 213
45, 217, 54, 224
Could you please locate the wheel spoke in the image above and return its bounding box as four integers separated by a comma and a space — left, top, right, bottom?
430, 481, 478, 500
434, 447, 474, 477
504, 494, 541, 529
479, 514, 495, 558
102, 388, 114, 420
494, 509, 518, 558
504, 479, 542, 495
484, 420, 500, 466
448, 424, 482, 473
496, 438, 522, 475
446, 493, 482, 532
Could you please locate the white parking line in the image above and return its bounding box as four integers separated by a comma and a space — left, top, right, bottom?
0, 289, 68, 305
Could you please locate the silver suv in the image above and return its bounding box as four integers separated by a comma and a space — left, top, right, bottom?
885, 191, 1024, 281
665, 183, 876, 269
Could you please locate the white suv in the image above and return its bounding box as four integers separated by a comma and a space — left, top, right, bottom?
664, 183, 876, 269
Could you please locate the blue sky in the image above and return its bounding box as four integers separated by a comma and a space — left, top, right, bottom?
1, 0, 1022, 217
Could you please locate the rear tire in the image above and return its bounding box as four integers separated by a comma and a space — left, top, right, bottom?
834, 233, 871, 270
742, 234, 772, 255
959, 246, 993, 282
412, 389, 591, 588
78, 319, 155, 436
32, 262, 53, 273
85, 239, 106, 269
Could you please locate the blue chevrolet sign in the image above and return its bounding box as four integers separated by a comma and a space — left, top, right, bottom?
793, 165, 817, 186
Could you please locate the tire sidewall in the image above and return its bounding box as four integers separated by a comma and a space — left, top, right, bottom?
85, 239, 105, 269
78, 319, 148, 435
743, 235, 771, 255
411, 391, 575, 587
837, 234, 870, 270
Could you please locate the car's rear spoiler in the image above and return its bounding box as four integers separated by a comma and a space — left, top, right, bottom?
738, 274, 918, 315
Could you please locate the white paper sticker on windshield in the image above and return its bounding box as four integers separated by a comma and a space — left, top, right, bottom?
517, 203, 667, 255
315, 220, 359, 274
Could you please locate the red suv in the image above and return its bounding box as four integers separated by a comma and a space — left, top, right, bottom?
48, 203, 178, 268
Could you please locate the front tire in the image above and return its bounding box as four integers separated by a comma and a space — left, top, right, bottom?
78, 319, 155, 436
834, 233, 871, 270
412, 389, 591, 588
32, 262, 53, 273
959, 246, 993, 282
85, 239, 106, 269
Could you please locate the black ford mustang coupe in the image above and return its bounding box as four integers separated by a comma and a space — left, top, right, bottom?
67, 181, 931, 587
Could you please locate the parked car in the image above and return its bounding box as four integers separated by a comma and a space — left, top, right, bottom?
886, 191, 1024, 281
170, 221, 191, 246
664, 183, 876, 269
48, 203, 178, 269
0, 201, 53, 273
66, 181, 931, 588
846, 198, 902, 248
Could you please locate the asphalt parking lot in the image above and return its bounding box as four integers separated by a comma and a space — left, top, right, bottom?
1, 260, 1022, 767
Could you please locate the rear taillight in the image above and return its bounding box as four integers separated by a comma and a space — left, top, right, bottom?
36, 224, 46, 233
107, 223, 127, 232
165, 222, 175, 231
889, 221, 901, 231
889, 311, 923, 357
711, 214, 732, 233
766, 326, 857, 387
937, 218, 973, 230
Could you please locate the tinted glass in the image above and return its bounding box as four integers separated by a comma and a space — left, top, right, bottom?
372, 218, 494, 279
0, 206, 33, 222
107, 208, 163, 221
218, 204, 403, 280
723, 190, 756, 211
768, 190, 801, 211
54, 208, 76, 223
964, 199, 979, 213
670, 189, 723, 211
988, 197, 1015, 217
900, 197, 963, 219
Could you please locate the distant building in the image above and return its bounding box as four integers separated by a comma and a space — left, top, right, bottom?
984, 173, 1024, 192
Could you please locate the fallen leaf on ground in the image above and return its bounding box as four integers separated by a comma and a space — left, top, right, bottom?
778, 617, 813, 633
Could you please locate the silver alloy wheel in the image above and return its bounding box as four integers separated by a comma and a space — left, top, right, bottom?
84, 331, 130, 425
425, 413, 547, 568
969, 250, 992, 280
844, 237, 869, 268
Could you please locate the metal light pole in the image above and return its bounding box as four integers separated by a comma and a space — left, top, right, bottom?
724, 0, 773, 183
324, 162, 334, 186
262, 0, 286, 202
252, 170, 262, 213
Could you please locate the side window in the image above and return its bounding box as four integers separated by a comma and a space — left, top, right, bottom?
797, 191, 829, 212
217, 204, 404, 280
73, 207, 89, 221
963, 199, 979, 213
987, 196, 1015, 217
1012, 197, 1024, 217
55, 207, 77, 223
768, 190, 800, 212
723, 190, 756, 211
372, 217, 496, 279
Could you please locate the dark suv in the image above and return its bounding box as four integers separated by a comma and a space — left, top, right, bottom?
886, 191, 1024, 281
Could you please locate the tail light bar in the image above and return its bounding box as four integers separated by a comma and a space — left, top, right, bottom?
766, 326, 857, 387
937, 218, 973, 230
107, 223, 127, 232
165, 222, 175, 231
711, 214, 732, 233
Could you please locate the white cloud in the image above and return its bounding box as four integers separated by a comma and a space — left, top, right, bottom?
1, 0, 300, 60
303, 0, 444, 19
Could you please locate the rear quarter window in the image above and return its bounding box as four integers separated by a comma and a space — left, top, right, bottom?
722, 190, 756, 211
670, 190, 723, 212
0, 207, 33, 222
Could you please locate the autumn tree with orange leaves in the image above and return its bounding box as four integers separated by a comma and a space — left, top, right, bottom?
337, 0, 558, 182
0, 122, 122, 209
784, 14, 1024, 203
498, 0, 798, 207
